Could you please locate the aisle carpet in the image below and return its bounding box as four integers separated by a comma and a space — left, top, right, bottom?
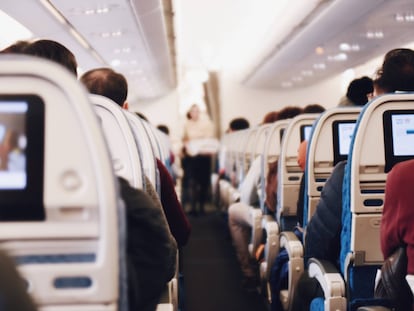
180, 206, 268, 311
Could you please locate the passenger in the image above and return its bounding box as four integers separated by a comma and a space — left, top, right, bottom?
228, 107, 302, 292
303, 103, 326, 113
20, 40, 177, 311
291, 47, 414, 311
338, 76, 374, 107
380, 159, 414, 310
182, 103, 215, 216
23, 39, 78, 76
80, 67, 191, 247
218, 117, 250, 179
157, 124, 170, 135
0, 40, 30, 53
0, 248, 38, 311
228, 117, 250, 132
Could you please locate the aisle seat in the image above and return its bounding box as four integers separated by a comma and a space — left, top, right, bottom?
0, 55, 123, 311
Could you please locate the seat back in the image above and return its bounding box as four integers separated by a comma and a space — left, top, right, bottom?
304, 107, 361, 226
231, 128, 250, 186
341, 93, 414, 308
0, 56, 122, 310
277, 114, 319, 230
123, 111, 160, 192
91, 94, 144, 190
261, 120, 289, 212
238, 127, 258, 183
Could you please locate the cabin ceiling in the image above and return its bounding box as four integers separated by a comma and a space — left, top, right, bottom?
243, 0, 414, 90
1, 0, 176, 101
1, 0, 414, 100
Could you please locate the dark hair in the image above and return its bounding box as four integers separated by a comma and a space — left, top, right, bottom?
157, 124, 169, 135
375, 48, 414, 93
80, 68, 128, 106
1, 40, 30, 54
23, 40, 78, 76
229, 117, 250, 130
303, 104, 326, 113
262, 111, 280, 124
346, 76, 373, 106
135, 112, 148, 122
277, 106, 303, 120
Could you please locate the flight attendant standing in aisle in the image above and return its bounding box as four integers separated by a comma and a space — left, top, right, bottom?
182, 104, 215, 216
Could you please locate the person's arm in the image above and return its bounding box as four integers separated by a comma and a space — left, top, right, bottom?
304, 161, 346, 267
380, 162, 411, 261
156, 159, 192, 246
265, 160, 278, 213
239, 156, 261, 205
118, 177, 177, 310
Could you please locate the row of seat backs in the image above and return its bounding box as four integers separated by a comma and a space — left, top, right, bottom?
0, 55, 123, 310
308, 93, 414, 311
218, 120, 287, 205
276, 108, 361, 311
91, 86, 178, 310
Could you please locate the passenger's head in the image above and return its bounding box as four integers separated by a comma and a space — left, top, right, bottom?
303, 104, 326, 113
187, 104, 200, 121
1, 40, 30, 54
346, 76, 374, 106
22, 39, 78, 77
375, 48, 414, 94
157, 124, 170, 135
229, 118, 250, 131
277, 106, 303, 121
80, 68, 128, 109
262, 111, 280, 124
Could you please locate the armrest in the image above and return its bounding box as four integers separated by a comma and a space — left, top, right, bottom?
279, 231, 304, 310
248, 208, 263, 257
308, 258, 346, 310
259, 218, 279, 282
280, 231, 303, 259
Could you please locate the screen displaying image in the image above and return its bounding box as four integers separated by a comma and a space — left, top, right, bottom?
338, 122, 356, 156
391, 114, 414, 156
301, 125, 312, 141
0, 102, 27, 190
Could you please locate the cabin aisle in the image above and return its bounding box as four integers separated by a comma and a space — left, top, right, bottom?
180, 205, 268, 311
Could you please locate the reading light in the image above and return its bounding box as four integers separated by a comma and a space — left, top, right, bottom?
301, 70, 313, 77
366, 31, 384, 39
328, 53, 347, 62
281, 81, 293, 88
315, 46, 324, 55
313, 63, 326, 70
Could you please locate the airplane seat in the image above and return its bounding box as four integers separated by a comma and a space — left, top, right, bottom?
277, 107, 362, 310
277, 113, 320, 231
91, 95, 178, 310
248, 121, 285, 259
90, 94, 145, 190
242, 126, 259, 177
123, 110, 160, 193
304, 107, 362, 226
0, 248, 39, 311
256, 120, 288, 301
308, 93, 414, 311
0, 55, 123, 311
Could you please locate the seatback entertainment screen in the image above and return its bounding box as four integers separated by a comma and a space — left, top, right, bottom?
0, 95, 45, 221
